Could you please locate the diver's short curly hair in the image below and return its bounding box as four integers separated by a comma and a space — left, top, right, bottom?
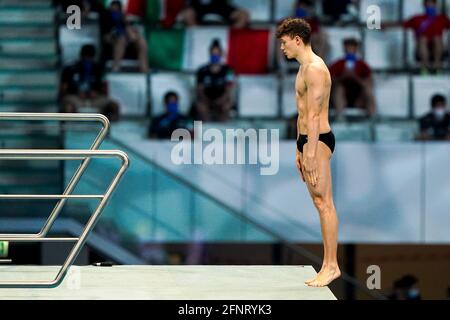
276, 18, 311, 45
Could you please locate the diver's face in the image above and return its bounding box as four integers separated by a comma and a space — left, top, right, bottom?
280, 35, 299, 59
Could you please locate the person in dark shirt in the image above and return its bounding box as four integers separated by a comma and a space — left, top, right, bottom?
181, 0, 249, 28
329, 38, 376, 118
149, 91, 189, 139
417, 94, 450, 140
60, 44, 120, 121
100, 0, 148, 72
388, 275, 421, 300
195, 39, 235, 122
403, 0, 450, 73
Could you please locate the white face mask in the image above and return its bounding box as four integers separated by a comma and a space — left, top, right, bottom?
407, 288, 420, 299
433, 107, 446, 120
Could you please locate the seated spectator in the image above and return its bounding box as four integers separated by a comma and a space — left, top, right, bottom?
329, 38, 376, 119
416, 94, 450, 140
60, 44, 120, 121
195, 39, 235, 122
149, 91, 189, 139
403, 0, 450, 73
100, 0, 148, 72
388, 275, 421, 300
180, 0, 249, 28
293, 0, 328, 59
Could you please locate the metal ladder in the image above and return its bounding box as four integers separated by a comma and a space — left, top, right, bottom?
0, 113, 129, 287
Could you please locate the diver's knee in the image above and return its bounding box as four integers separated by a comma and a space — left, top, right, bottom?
312, 195, 332, 214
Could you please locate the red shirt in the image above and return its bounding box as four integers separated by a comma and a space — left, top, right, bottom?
403, 14, 450, 39
329, 59, 372, 79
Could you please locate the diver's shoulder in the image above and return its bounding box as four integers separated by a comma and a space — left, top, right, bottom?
304, 60, 328, 76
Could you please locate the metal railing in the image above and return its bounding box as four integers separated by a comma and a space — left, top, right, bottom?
0, 113, 129, 288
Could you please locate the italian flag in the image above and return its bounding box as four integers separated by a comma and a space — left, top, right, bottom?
146, 0, 185, 27
147, 27, 273, 74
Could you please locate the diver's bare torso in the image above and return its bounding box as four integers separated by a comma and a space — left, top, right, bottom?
295, 55, 332, 136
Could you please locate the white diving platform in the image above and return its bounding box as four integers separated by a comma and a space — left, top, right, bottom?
0, 265, 337, 300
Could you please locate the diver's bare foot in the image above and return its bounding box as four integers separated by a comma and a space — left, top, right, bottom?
306, 266, 341, 287
305, 267, 324, 284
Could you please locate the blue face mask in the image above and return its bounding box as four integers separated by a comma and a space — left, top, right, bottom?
81, 60, 93, 79
407, 288, 420, 299
345, 53, 357, 62
82, 60, 93, 69
426, 7, 437, 17
110, 10, 123, 22
295, 8, 308, 18
210, 54, 221, 64
167, 101, 178, 115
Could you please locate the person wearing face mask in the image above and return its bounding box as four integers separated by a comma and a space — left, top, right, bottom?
388, 275, 422, 300
417, 94, 450, 141
328, 38, 376, 119
195, 39, 235, 122
291, 0, 328, 59
60, 44, 120, 121
180, 0, 249, 28
100, 0, 148, 72
149, 91, 189, 139
403, 0, 450, 73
